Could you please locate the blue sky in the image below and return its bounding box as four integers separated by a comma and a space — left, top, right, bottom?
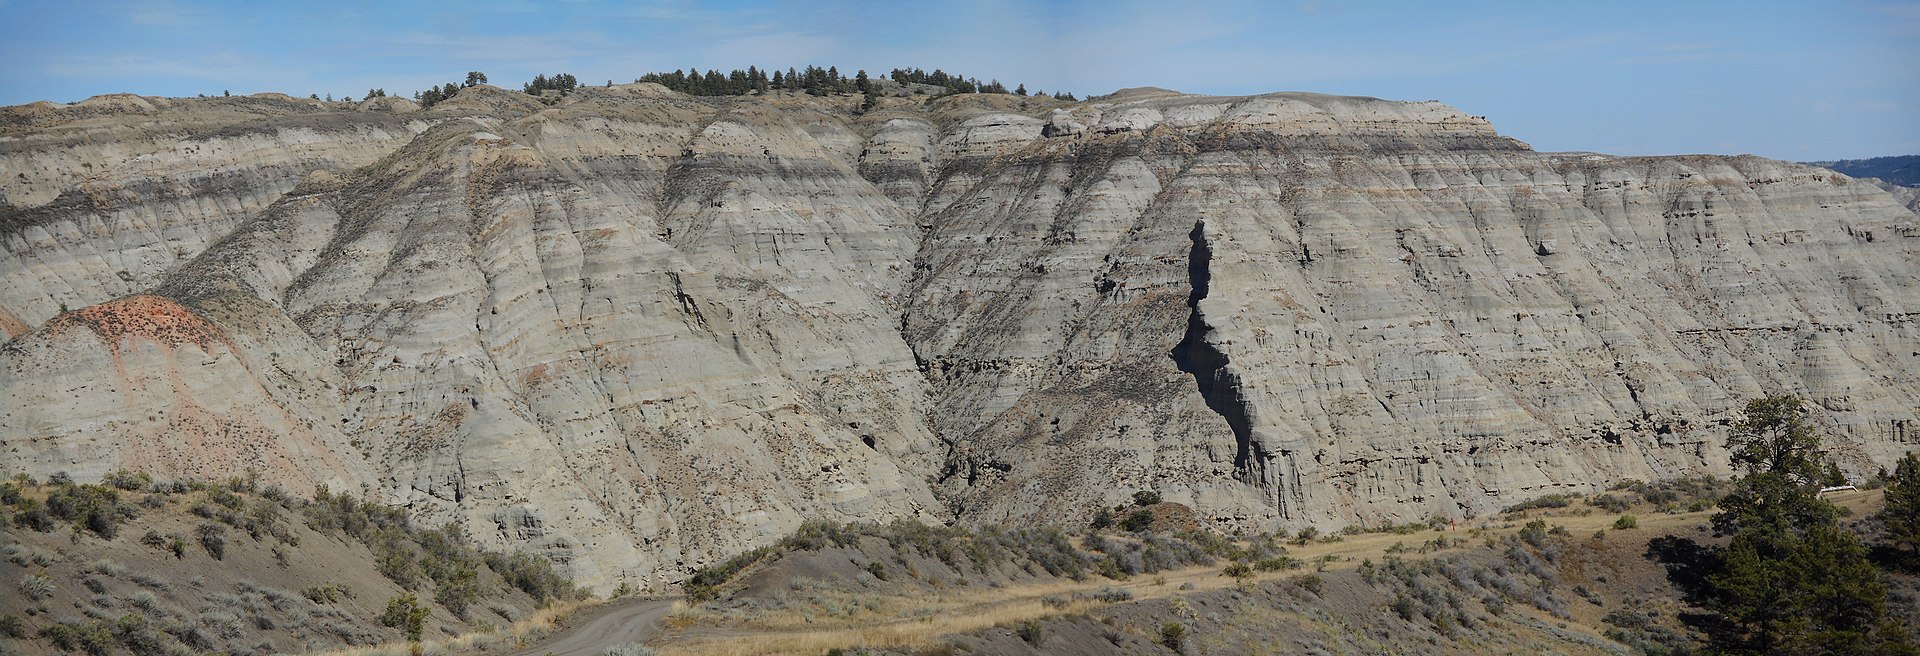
2, 0, 1915, 161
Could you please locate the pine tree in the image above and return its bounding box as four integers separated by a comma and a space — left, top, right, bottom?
1727, 395, 1826, 482
464, 71, 488, 87
1015, 83, 1027, 96
860, 72, 881, 112
1697, 395, 1908, 654
1712, 469, 1838, 537
1708, 522, 1891, 654
1880, 452, 1920, 556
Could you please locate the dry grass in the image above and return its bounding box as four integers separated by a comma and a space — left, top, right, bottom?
647, 489, 1885, 656
645, 567, 1263, 654
663, 598, 703, 629
658, 596, 1109, 656
656, 560, 1268, 656
309, 598, 593, 656
1278, 488, 1881, 566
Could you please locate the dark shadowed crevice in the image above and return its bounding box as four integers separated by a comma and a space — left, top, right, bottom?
1183, 221, 1211, 306
1170, 220, 1269, 487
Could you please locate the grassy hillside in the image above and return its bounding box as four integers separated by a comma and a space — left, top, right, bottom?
637, 480, 1915, 655
9, 471, 1911, 655
1, 472, 587, 655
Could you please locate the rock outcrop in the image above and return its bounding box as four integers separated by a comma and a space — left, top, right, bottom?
1, 92, 426, 338
4, 84, 1916, 589
1861, 177, 1920, 213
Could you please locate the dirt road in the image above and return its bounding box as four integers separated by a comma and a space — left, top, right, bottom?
508, 597, 676, 656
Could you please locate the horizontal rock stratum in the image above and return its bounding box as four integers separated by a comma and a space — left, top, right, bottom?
3, 84, 1917, 591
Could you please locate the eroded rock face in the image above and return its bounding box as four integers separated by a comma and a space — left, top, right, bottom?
1861, 178, 1920, 213
0, 93, 427, 337
3, 85, 1916, 589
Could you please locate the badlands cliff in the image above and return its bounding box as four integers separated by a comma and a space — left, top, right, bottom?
3, 84, 1917, 590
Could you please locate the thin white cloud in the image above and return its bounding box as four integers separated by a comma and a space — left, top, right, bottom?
382, 30, 611, 62
695, 32, 844, 70
45, 51, 267, 82
1873, 2, 1920, 35
120, 0, 209, 26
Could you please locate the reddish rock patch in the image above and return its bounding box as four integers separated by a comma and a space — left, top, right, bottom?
0, 305, 29, 339
1143, 502, 1202, 532
521, 362, 552, 386
49, 295, 230, 352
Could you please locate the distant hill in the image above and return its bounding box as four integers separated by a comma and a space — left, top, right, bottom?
1804, 155, 1920, 187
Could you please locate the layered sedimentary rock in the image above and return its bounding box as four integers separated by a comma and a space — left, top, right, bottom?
910, 90, 1920, 531
3, 84, 1916, 588
0, 93, 431, 337
1861, 178, 1920, 213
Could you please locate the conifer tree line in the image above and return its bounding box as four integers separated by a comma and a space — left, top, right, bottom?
630, 65, 1076, 100
634, 65, 879, 97
522, 72, 579, 95
394, 66, 1075, 110
413, 71, 491, 109
886, 67, 1071, 99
